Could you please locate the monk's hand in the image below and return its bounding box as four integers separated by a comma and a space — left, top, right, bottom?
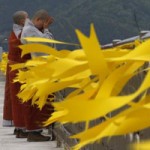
43, 16, 54, 29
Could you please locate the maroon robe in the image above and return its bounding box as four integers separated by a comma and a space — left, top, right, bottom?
3, 31, 31, 127
3, 64, 12, 123
4, 31, 53, 130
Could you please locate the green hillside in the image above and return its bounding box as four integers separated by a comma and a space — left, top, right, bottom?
0, 0, 150, 49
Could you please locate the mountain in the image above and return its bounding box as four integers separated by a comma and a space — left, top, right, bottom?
1, 0, 150, 49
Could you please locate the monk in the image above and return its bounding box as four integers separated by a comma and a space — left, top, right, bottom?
21, 9, 55, 142
3, 11, 30, 137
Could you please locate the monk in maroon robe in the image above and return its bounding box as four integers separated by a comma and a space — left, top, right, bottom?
3, 10, 54, 142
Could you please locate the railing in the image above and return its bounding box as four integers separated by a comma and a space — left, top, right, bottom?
53, 31, 150, 149
53, 65, 149, 150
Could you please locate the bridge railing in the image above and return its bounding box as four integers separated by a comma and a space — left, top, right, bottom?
53, 31, 150, 149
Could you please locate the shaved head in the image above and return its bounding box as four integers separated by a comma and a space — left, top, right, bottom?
13, 11, 28, 25
32, 9, 49, 21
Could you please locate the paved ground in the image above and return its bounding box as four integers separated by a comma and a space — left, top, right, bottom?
0, 72, 63, 150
